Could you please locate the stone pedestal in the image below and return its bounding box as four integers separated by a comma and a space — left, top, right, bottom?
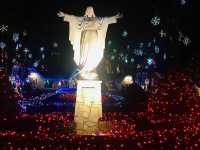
75, 80, 102, 135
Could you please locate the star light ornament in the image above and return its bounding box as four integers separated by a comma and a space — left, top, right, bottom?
0, 42, 6, 49
0, 25, 8, 32
151, 16, 160, 26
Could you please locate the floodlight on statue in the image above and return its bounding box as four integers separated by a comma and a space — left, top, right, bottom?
58, 6, 122, 135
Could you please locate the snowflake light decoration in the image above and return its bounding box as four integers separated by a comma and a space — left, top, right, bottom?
23, 30, 28, 37
40, 47, 45, 52
23, 48, 29, 53
159, 30, 167, 38
183, 36, 191, 46
12, 58, 16, 63
53, 42, 58, 48
147, 58, 155, 65
154, 45, 160, 54
0, 42, 6, 49
178, 32, 191, 46
110, 55, 115, 60
42, 54, 45, 59
147, 42, 152, 47
136, 64, 141, 69
28, 54, 32, 59
0, 25, 8, 32
108, 40, 112, 45
122, 30, 128, 37
13, 33, 20, 43
180, 0, 186, 5
163, 53, 167, 60
33, 60, 40, 68
113, 49, 117, 53
151, 16, 160, 26
130, 58, 135, 63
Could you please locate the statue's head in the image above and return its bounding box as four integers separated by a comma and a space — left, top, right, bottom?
84, 6, 96, 17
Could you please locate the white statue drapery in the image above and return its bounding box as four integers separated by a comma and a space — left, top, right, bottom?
58, 6, 122, 72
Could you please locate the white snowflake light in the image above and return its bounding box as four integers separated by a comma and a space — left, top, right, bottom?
154, 45, 160, 54
23, 30, 28, 37
111, 55, 115, 60
183, 36, 191, 46
113, 49, 117, 53
0, 25, 8, 32
23, 48, 29, 53
145, 65, 149, 69
147, 42, 152, 47
53, 42, 58, 48
139, 43, 144, 48
153, 37, 156, 43
122, 30, 128, 37
178, 32, 191, 46
28, 54, 32, 59
40, 47, 45, 52
13, 33, 20, 43
33, 60, 40, 68
42, 54, 45, 59
181, 0, 186, 5
108, 40, 112, 45
163, 53, 167, 60
178, 32, 184, 42
130, 58, 135, 63
18, 43, 22, 48
12, 58, 16, 63
139, 50, 143, 56
151, 16, 160, 26
137, 64, 141, 69
0, 42, 6, 49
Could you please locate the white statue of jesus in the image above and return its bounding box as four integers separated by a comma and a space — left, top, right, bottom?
57, 6, 122, 74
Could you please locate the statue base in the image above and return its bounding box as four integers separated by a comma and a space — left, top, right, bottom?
75, 80, 102, 135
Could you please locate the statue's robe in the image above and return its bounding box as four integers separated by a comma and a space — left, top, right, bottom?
63, 14, 117, 72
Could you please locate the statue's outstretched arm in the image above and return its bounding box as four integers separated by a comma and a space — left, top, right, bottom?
114, 13, 123, 19
57, 11, 74, 22
105, 13, 123, 24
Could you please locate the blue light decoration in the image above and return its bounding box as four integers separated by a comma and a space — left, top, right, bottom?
0, 41, 6, 49
154, 45, 160, 54
147, 58, 154, 65
13, 33, 20, 43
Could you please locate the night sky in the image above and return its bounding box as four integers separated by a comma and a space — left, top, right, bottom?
0, 0, 195, 76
